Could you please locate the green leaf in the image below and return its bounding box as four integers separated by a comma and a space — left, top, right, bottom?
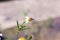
22, 27, 30, 30
26, 35, 32, 40
23, 9, 29, 17
16, 20, 20, 31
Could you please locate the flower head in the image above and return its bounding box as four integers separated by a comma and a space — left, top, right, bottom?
0, 33, 3, 36
25, 16, 34, 23
18, 37, 25, 40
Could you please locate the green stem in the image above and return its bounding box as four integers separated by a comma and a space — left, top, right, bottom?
16, 31, 19, 40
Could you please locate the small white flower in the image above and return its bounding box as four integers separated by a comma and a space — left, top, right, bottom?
25, 16, 30, 23
25, 16, 34, 23
18, 37, 25, 40
0, 33, 3, 36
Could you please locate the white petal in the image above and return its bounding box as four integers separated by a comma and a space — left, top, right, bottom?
18, 39, 20, 40
0, 33, 3, 36
26, 21, 29, 23
25, 16, 28, 19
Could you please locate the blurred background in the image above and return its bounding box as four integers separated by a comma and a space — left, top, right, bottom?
0, 0, 60, 40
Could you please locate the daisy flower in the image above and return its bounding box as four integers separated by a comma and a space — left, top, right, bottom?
18, 37, 25, 40
0, 33, 3, 36
25, 16, 34, 23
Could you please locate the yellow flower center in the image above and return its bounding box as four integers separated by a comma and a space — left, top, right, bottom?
27, 17, 31, 21
25, 16, 33, 23
18, 37, 25, 40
